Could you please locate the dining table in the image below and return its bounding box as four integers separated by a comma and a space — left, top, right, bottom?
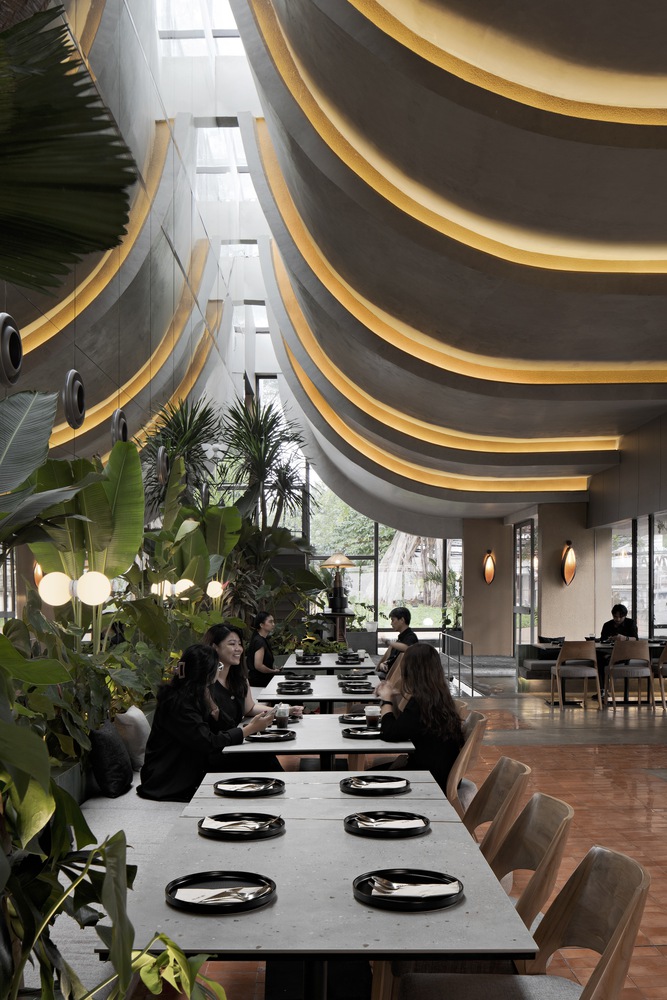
259, 674, 382, 713
219, 712, 413, 771
121, 769, 537, 1000
279, 651, 376, 676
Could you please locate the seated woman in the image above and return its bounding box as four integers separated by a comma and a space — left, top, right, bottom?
246, 611, 280, 688
204, 622, 283, 771
137, 644, 274, 801
374, 642, 465, 794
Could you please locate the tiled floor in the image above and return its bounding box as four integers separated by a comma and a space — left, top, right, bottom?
130, 692, 667, 1000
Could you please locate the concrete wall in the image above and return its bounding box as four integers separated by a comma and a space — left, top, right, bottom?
589, 412, 667, 527
462, 519, 514, 655
538, 503, 611, 640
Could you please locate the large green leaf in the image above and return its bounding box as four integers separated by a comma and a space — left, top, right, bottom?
0, 634, 70, 683
99, 442, 144, 577
100, 831, 135, 994
0, 718, 50, 790
0, 392, 58, 495
11, 775, 55, 847
204, 506, 242, 558
0, 9, 137, 291
76, 460, 113, 564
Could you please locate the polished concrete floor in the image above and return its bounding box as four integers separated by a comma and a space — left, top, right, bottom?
53, 662, 667, 1000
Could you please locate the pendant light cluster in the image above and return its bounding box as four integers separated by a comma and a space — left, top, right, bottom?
38, 569, 112, 607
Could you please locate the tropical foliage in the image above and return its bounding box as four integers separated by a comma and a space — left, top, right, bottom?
0, 7, 137, 291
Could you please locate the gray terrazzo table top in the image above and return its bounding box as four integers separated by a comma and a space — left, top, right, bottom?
260, 674, 380, 704
217, 713, 413, 758
124, 817, 535, 961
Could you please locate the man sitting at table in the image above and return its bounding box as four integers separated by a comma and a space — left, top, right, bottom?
376, 607, 418, 680
600, 604, 639, 642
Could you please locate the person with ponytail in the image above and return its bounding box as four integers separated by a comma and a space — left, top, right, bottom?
137, 643, 273, 801
374, 642, 465, 793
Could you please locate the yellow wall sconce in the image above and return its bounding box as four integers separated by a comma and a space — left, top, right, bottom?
561, 541, 577, 586
482, 550, 496, 585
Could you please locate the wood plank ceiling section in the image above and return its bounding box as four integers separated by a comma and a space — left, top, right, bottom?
231, 0, 667, 532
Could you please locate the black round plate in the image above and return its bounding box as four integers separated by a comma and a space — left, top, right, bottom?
295, 656, 321, 664
197, 812, 285, 841
338, 713, 367, 724
340, 776, 411, 796
337, 671, 373, 680
340, 685, 374, 694
353, 868, 463, 911
214, 777, 286, 797
166, 870, 276, 913
344, 811, 429, 838
245, 728, 297, 743
342, 727, 383, 739
284, 671, 316, 680
277, 683, 312, 693
336, 658, 361, 665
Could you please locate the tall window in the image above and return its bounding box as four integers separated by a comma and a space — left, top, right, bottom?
514, 519, 537, 649
611, 520, 633, 614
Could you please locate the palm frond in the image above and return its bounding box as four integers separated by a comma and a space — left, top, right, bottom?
0, 7, 137, 291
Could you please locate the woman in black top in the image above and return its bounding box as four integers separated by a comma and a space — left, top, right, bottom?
247, 611, 279, 687
375, 643, 464, 794
203, 623, 281, 771
137, 644, 272, 801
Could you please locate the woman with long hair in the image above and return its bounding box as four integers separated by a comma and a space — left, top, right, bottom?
375, 642, 464, 793
203, 622, 282, 771
246, 611, 279, 688
137, 644, 273, 801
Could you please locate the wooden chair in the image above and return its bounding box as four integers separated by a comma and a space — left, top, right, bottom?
394, 845, 650, 1000
549, 640, 600, 710
445, 711, 487, 819
652, 643, 667, 710
605, 639, 654, 709
484, 791, 574, 930
461, 756, 532, 860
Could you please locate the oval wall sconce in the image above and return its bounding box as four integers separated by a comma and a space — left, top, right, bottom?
111, 408, 128, 445
62, 369, 86, 429
482, 549, 496, 584
561, 541, 577, 586
0, 313, 23, 386
156, 445, 170, 485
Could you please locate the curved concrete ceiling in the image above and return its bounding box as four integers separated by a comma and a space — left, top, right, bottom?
232, 0, 667, 530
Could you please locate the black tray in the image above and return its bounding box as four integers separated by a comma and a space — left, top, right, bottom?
344, 811, 430, 839
337, 671, 373, 680
340, 776, 411, 796
353, 868, 463, 912
336, 658, 362, 665
214, 777, 285, 797
284, 671, 316, 680
166, 870, 276, 913
342, 726, 383, 739
277, 684, 312, 693
338, 713, 367, 724
340, 686, 374, 695
198, 812, 285, 841
245, 728, 297, 743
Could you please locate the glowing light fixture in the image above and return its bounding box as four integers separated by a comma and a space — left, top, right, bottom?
150, 581, 173, 599
173, 578, 196, 599
561, 541, 577, 586
38, 572, 73, 606
482, 550, 496, 585
320, 553, 356, 614
206, 580, 225, 599
33, 562, 44, 587
76, 571, 112, 606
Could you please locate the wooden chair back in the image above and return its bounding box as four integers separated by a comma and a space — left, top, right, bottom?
460, 756, 531, 858
485, 791, 574, 929
607, 640, 654, 708
609, 639, 651, 670
445, 711, 486, 819
518, 845, 650, 1000
555, 640, 597, 670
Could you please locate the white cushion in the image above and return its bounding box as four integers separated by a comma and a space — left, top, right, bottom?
113, 705, 151, 770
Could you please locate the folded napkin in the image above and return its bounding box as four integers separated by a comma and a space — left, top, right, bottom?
349, 778, 407, 790
220, 781, 267, 791
372, 881, 459, 899
201, 817, 267, 831
174, 885, 263, 903
357, 817, 424, 829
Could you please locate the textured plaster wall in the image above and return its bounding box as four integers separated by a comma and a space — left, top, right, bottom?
463, 519, 514, 656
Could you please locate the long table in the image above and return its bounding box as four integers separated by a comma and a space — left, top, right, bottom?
123, 769, 536, 1000
280, 652, 376, 675
260, 674, 380, 712
220, 713, 413, 770
183, 769, 460, 821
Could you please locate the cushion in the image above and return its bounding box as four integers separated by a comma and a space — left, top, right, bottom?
89, 721, 133, 797
113, 705, 151, 769
398, 972, 582, 999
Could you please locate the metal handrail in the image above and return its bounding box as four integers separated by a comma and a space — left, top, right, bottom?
442, 633, 474, 695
